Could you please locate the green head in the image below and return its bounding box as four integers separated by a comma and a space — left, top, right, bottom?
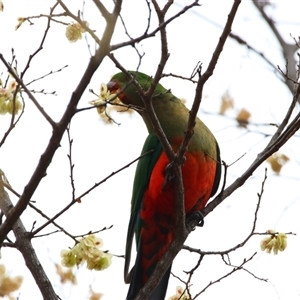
107, 71, 186, 135
107, 71, 220, 171
107, 71, 168, 107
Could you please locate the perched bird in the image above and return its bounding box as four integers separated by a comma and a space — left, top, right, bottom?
107, 71, 221, 300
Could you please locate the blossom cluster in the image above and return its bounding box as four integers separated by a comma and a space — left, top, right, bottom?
0, 264, 23, 298
168, 286, 190, 300
89, 83, 120, 115
260, 230, 287, 255
65, 22, 88, 42
0, 80, 22, 115
61, 235, 112, 271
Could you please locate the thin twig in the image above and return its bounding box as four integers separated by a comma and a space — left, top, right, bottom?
111, 1, 200, 51
66, 125, 76, 200
0, 0, 122, 245
0, 54, 56, 127
134, 2, 242, 299
193, 253, 258, 299
184, 168, 267, 255
31, 149, 154, 237
25, 65, 68, 86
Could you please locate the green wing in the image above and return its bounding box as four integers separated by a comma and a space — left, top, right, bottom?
124, 133, 163, 283
210, 141, 222, 198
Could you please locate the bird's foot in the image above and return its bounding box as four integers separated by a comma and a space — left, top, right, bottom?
162, 162, 174, 188
186, 211, 204, 231
162, 156, 187, 188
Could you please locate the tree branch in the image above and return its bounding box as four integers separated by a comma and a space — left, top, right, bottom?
203, 91, 300, 216
0, 0, 122, 245
134, 1, 241, 299
110, 1, 200, 51
0, 170, 59, 300
252, 0, 298, 94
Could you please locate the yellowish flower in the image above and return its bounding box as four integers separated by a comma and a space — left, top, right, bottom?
89, 287, 103, 300
276, 233, 288, 252
60, 235, 112, 271
7, 99, 23, 115
0, 264, 23, 297
0, 81, 22, 115
260, 230, 287, 255
55, 264, 77, 285
8, 80, 17, 92
86, 250, 103, 270
167, 286, 190, 300
0, 87, 9, 100
60, 249, 77, 267
15, 17, 26, 30
65, 22, 88, 43
0, 99, 7, 114
93, 253, 112, 271
96, 105, 106, 114
89, 83, 120, 115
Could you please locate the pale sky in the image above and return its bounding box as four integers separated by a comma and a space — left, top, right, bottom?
0, 1, 300, 299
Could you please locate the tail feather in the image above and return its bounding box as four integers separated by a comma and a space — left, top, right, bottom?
126, 242, 171, 300
148, 267, 171, 300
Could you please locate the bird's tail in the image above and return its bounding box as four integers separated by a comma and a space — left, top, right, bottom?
126, 242, 171, 300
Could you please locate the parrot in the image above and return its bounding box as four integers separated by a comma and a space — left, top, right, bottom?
107, 71, 221, 300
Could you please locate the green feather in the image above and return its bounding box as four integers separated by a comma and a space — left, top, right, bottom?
111, 71, 221, 298
124, 133, 162, 282
111, 71, 219, 157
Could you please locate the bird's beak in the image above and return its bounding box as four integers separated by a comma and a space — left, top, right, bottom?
107, 80, 125, 102
107, 81, 119, 93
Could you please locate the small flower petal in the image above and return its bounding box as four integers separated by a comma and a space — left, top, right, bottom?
89, 83, 120, 115
60, 235, 112, 271
66, 23, 83, 42
15, 17, 26, 30
60, 249, 77, 267
260, 231, 287, 255
93, 253, 112, 271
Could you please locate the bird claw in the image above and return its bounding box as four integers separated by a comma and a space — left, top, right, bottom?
162, 162, 174, 188
162, 156, 187, 189
186, 211, 204, 230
